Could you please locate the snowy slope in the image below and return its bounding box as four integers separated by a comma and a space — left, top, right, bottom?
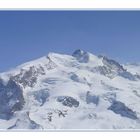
0, 49, 140, 130
125, 63, 140, 75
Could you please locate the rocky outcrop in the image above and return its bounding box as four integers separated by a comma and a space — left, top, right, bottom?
11, 66, 45, 88
0, 79, 24, 120
108, 100, 138, 120
72, 49, 90, 63
101, 56, 125, 73
86, 92, 99, 106
33, 89, 50, 106
8, 112, 42, 129
95, 55, 138, 80
57, 96, 79, 108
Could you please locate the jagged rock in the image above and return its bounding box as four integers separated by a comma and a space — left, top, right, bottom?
72, 49, 90, 63
11, 66, 45, 88
57, 96, 79, 108
0, 79, 24, 120
70, 73, 79, 82
119, 71, 138, 81
33, 89, 50, 106
97, 56, 137, 80
108, 100, 138, 120
86, 92, 99, 105
93, 66, 115, 78
46, 56, 57, 70
101, 56, 125, 73
70, 73, 87, 84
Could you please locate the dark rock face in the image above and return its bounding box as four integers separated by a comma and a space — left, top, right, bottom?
57, 96, 79, 108
108, 100, 138, 120
70, 73, 80, 82
11, 66, 45, 88
8, 112, 42, 129
0, 79, 24, 120
96, 56, 137, 80
102, 56, 125, 73
119, 71, 136, 81
72, 49, 90, 63
70, 73, 85, 83
98, 56, 126, 78
93, 66, 114, 78
46, 56, 57, 70
86, 92, 99, 106
33, 89, 50, 106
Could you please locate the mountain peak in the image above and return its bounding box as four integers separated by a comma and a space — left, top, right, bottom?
72, 49, 90, 63
72, 49, 85, 55
0, 50, 140, 130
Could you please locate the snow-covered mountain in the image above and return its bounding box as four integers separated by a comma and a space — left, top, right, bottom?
0, 49, 140, 130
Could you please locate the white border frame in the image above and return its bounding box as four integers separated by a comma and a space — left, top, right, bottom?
1, 0, 140, 139
0, 0, 140, 9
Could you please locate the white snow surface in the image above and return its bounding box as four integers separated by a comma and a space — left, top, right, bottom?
0, 50, 140, 130
125, 63, 140, 75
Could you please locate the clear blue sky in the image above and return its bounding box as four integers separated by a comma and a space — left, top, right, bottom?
0, 11, 140, 72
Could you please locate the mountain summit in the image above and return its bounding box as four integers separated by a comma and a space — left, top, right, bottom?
0, 50, 140, 130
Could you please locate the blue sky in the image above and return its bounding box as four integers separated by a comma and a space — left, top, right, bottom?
0, 11, 140, 72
